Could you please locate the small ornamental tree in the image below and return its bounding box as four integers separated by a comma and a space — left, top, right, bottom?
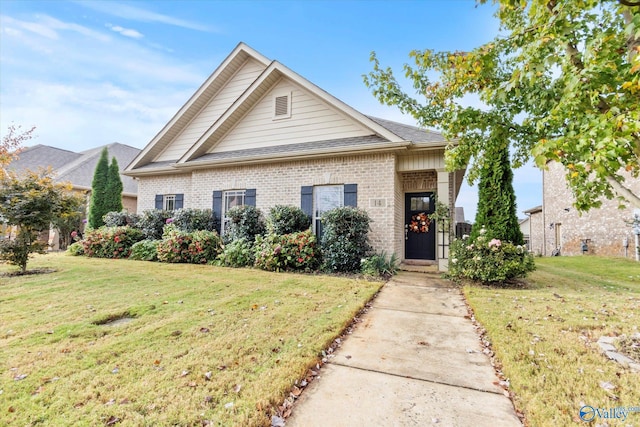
471, 145, 524, 244
1, 124, 35, 175
0, 169, 83, 272
88, 148, 109, 228
104, 157, 123, 214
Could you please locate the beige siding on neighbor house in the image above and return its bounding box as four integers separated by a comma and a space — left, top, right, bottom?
209, 80, 373, 153
154, 59, 267, 162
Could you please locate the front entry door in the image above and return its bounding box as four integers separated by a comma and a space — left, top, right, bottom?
405, 192, 436, 260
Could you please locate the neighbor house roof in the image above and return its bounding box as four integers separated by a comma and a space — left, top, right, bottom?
125, 42, 449, 176
524, 205, 543, 215
9, 143, 141, 196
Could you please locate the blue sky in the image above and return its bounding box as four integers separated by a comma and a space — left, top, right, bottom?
0, 0, 542, 221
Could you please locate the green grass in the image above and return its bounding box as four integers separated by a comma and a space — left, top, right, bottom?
0, 254, 382, 426
464, 256, 640, 426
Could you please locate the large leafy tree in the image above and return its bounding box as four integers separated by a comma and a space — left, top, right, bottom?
472, 145, 524, 244
365, 0, 640, 211
105, 157, 123, 214
88, 148, 110, 228
0, 169, 84, 272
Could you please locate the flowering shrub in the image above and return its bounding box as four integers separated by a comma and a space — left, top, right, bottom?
320, 207, 371, 273
138, 210, 173, 240
216, 238, 255, 268
171, 208, 219, 233
129, 240, 160, 261
82, 226, 145, 259
156, 226, 222, 264
267, 205, 311, 235
223, 205, 266, 244
103, 211, 141, 227
66, 241, 84, 256
447, 231, 535, 285
254, 230, 319, 272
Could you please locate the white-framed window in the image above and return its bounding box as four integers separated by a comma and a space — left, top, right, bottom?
221, 190, 246, 235
272, 90, 292, 120
313, 185, 344, 234
163, 194, 176, 211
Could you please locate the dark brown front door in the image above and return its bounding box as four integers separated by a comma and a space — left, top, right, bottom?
405, 192, 436, 260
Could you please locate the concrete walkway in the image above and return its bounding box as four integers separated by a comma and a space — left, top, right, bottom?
286, 271, 522, 427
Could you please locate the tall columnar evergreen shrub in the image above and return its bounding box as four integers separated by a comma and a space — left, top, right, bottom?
104, 157, 123, 214
471, 145, 523, 244
88, 148, 109, 229
320, 206, 371, 273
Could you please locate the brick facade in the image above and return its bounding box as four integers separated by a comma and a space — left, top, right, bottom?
541, 161, 639, 258
137, 153, 454, 263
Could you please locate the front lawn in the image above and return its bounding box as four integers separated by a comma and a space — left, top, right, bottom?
464, 256, 640, 426
0, 254, 381, 426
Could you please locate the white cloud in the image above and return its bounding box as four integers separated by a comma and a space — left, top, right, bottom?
73, 1, 215, 32
107, 24, 144, 39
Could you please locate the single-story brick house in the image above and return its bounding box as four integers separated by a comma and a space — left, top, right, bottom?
124, 43, 464, 270
525, 162, 639, 258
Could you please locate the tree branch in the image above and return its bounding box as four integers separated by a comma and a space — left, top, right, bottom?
606, 175, 640, 208
619, 0, 640, 7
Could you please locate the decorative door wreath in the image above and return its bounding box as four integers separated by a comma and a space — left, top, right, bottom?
409, 212, 430, 233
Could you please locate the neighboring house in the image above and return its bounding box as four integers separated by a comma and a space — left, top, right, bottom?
523, 205, 543, 255
124, 43, 464, 270
525, 161, 639, 258
518, 217, 530, 251
6, 142, 140, 248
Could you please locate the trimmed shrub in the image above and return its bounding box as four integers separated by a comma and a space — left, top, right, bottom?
361, 251, 399, 278
156, 226, 222, 264
267, 205, 311, 235
66, 241, 84, 256
103, 211, 140, 227
82, 226, 145, 259
320, 206, 372, 273
447, 231, 535, 285
129, 240, 160, 261
223, 205, 266, 244
171, 208, 219, 233
254, 230, 320, 272
216, 238, 255, 268
138, 210, 173, 240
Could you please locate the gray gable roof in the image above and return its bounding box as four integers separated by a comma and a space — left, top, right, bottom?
366, 116, 447, 144
9, 143, 140, 196
9, 145, 82, 173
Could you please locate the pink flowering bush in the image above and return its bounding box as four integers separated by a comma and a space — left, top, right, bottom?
447, 230, 535, 285
82, 226, 144, 259
156, 225, 222, 264
254, 230, 319, 272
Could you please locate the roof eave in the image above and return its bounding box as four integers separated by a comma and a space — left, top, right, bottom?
172, 141, 411, 171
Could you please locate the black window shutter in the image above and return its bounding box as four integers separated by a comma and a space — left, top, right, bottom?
175, 194, 184, 210
245, 189, 256, 207
344, 184, 357, 207
155, 194, 163, 210
212, 191, 223, 234
301, 186, 313, 219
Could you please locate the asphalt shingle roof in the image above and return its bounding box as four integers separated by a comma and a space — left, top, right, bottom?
366, 116, 447, 144
8, 143, 140, 195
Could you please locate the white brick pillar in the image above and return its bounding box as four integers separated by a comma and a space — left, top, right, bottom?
437, 169, 450, 271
